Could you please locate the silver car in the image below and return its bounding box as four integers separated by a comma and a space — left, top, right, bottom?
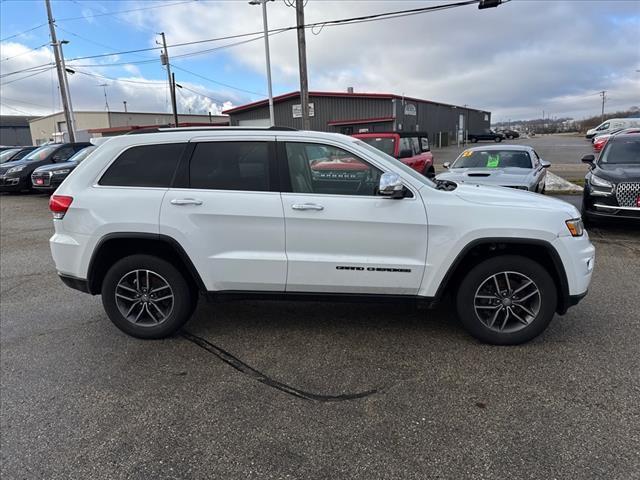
436, 145, 550, 193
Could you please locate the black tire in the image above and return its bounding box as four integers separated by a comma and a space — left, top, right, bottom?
101, 254, 196, 339
455, 255, 557, 345
494, 136, 502, 143
470, 137, 478, 143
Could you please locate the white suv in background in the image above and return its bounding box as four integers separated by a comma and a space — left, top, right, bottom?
49, 127, 595, 345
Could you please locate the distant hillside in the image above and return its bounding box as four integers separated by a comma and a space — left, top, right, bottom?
493, 107, 640, 134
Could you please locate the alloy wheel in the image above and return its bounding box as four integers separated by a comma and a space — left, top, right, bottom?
115, 269, 174, 326
473, 271, 541, 333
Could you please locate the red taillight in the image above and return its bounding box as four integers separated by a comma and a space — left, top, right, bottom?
49, 195, 73, 219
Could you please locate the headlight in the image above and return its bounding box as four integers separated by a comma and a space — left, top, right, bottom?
7, 165, 26, 174
565, 218, 584, 237
590, 174, 613, 189
51, 169, 70, 175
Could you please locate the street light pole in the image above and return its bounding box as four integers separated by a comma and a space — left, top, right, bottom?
250, 0, 275, 126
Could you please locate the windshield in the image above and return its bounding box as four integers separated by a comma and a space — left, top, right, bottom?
68, 146, 97, 163
599, 136, 640, 165
452, 149, 532, 169
22, 145, 59, 162
0, 149, 20, 162
358, 137, 396, 156
353, 140, 435, 188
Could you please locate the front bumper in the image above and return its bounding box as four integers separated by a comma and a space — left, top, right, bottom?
583, 185, 640, 221
552, 233, 595, 306
0, 175, 28, 191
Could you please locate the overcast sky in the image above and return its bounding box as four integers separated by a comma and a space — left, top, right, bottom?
1, 0, 639, 122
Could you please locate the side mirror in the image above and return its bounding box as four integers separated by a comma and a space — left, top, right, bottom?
378, 172, 404, 198
443, 162, 451, 169
540, 159, 551, 168
581, 154, 595, 165
398, 149, 413, 159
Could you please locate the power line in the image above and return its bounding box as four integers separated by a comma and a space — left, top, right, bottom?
0, 0, 194, 44
0, 63, 55, 79
67, 33, 272, 68
0, 42, 50, 63
0, 22, 48, 43
178, 83, 228, 105
0, 66, 54, 86
65, 0, 482, 63
54, 0, 196, 22
0, 101, 33, 115
170, 64, 264, 96
70, 68, 167, 87
0, 95, 55, 108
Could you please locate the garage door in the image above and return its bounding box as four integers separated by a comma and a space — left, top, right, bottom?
238, 118, 271, 127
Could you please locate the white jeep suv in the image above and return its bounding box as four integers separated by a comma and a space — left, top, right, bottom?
49, 128, 595, 345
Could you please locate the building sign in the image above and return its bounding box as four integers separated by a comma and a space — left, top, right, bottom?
404, 103, 417, 116
292, 103, 315, 118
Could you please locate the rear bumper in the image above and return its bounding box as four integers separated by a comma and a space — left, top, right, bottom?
58, 274, 91, 294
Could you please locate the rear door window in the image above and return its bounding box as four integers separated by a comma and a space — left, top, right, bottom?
189, 142, 271, 191
99, 143, 185, 187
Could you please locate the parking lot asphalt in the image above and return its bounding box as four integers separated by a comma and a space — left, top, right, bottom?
2, 192, 639, 479
434, 134, 592, 182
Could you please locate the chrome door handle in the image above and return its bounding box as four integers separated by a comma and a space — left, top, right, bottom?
171, 198, 203, 206
291, 203, 324, 211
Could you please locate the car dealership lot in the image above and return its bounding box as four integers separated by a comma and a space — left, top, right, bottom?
1, 192, 639, 479
435, 134, 592, 182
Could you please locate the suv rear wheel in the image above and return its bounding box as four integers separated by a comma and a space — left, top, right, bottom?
456, 255, 557, 345
101, 254, 196, 339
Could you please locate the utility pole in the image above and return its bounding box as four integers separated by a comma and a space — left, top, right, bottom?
99, 83, 110, 112
171, 72, 179, 123
159, 32, 179, 127
45, 0, 75, 142
600, 90, 606, 122
249, 0, 275, 126
296, 0, 310, 130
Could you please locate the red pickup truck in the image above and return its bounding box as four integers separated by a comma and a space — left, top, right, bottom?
352, 132, 435, 178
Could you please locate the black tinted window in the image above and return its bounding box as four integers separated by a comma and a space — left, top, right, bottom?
189, 142, 270, 191
99, 143, 185, 187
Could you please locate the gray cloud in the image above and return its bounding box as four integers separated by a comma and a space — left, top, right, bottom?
2, 0, 639, 121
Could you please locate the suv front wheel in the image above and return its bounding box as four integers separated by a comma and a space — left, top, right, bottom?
456, 255, 557, 345
101, 254, 196, 339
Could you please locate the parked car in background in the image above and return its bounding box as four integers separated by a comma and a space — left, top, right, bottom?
352, 132, 435, 177
49, 127, 593, 345
581, 132, 640, 224
0, 146, 38, 164
468, 129, 504, 143
0, 142, 92, 193
586, 117, 640, 140
436, 145, 550, 192
31, 145, 97, 192
592, 127, 640, 153
498, 129, 520, 139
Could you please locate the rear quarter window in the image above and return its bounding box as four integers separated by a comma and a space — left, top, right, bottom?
99, 143, 186, 187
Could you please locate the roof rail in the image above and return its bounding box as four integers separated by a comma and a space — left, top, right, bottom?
125, 125, 299, 135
